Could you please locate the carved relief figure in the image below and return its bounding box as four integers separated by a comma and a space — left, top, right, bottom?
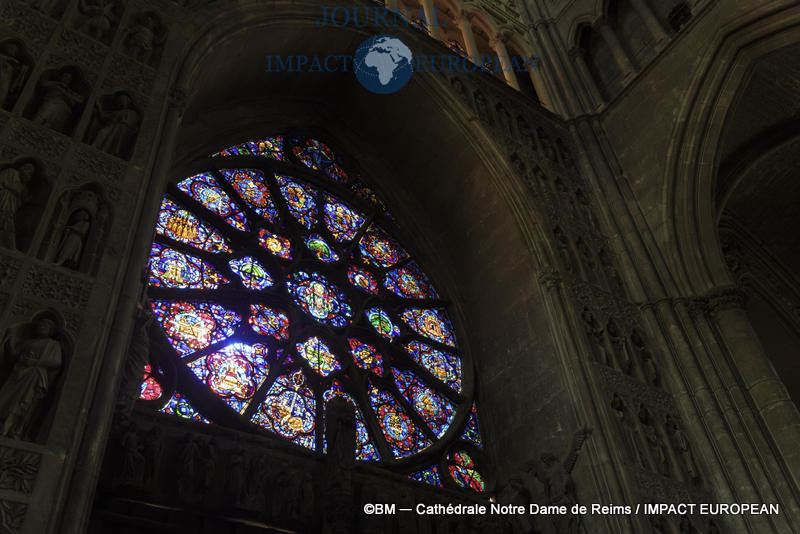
606, 317, 633, 374
177, 433, 201, 497
631, 329, 659, 386
0, 317, 63, 440
0, 41, 30, 110
89, 92, 140, 159
554, 226, 574, 274
31, 70, 85, 132
54, 209, 91, 268
611, 393, 644, 467
598, 248, 624, 293
226, 445, 246, 505
534, 426, 593, 534
0, 160, 34, 250
125, 13, 166, 64
666, 415, 699, 484
496, 103, 513, 136
639, 405, 669, 476
537, 126, 556, 161
581, 307, 608, 364
142, 426, 163, 484
77, 0, 121, 41
517, 116, 537, 152
117, 422, 145, 487
474, 91, 492, 124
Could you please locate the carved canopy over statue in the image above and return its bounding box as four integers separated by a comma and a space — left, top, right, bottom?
0, 315, 65, 441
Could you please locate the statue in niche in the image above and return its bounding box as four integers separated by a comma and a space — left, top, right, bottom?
581, 307, 608, 365
598, 248, 624, 293
630, 329, 659, 386
638, 405, 669, 476
0, 41, 30, 111
553, 226, 574, 274
574, 188, 600, 231
665, 415, 699, 484
116, 421, 145, 487
517, 116, 537, 152
450, 76, 468, 101
606, 317, 633, 374
89, 92, 140, 159
31, 69, 84, 132
474, 91, 492, 125
125, 13, 166, 64
611, 393, 644, 467
534, 426, 593, 534
575, 237, 598, 283
54, 209, 91, 268
0, 160, 35, 250
557, 138, 575, 167
142, 425, 163, 484
496, 103, 513, 136
537, 127, 557, 161
500, 474, 546, 534
0, 317, 63, 440
77, 0, 121, 41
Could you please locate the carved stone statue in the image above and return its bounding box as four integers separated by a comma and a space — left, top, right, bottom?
598, 248, 624, 294
89, 93, 139, 159
575, 237, 598, 283
54, 209, 91, 268
496, 103, 513, 136
31, 70, 84, 132
78, 0, 120, 41
611, 393, 644, 467
142, 425, 163, 484
116, 421, 145, 487
226, 444, 246, 505
0, 317, 63, 440
581, 307, 608, 365
499, 475, 544, 534
554, 226, 574, 274
474, 91, 492, 124
125, 13, 165, 64
639, 405, 669, 476
177, 433, 201, 498
534, 426, 593, 534
631, 329, 659, 386
537, 127, 556, 161
201, 438, 218, 498
0, 41, 29, 110
244, 454, 269, 507
517, 116, 537, 152
606, 318, 633, 374
0, 161, 34, 250
115, 303, 154, 418
666, 415, 699, 484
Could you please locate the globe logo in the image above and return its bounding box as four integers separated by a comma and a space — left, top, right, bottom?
353, 35, 414, 94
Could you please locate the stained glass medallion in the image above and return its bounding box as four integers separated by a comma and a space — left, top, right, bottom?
188, 342, 270, 414
275, 174, 318, 229
347, 265, 378, 295
148, 243, 228, 289
359, 224, 409, 268
151, 300, 240, 356
229, 257, 273, 290
251, 370, 316, 450
324, 197, 366, 242
348, 338, 384, 376
392, 368, 455, 438
367, 380, 431, 458
258, 229, 292, 259
410, 465, 443, 487
366, 307, 400, 340
219, 169, 279, 223
404, 340, 462, 393
296, 336, 341, 376
249, 304, 290, 340
449, 451, 486, 493
156, 198, 231, 253
146, 134, 483, 485
401, 308, 457, 348
384, 262, 439, 300
286, 271, 352, 327
305, 234, 339, 263
176, 172, 249, 231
